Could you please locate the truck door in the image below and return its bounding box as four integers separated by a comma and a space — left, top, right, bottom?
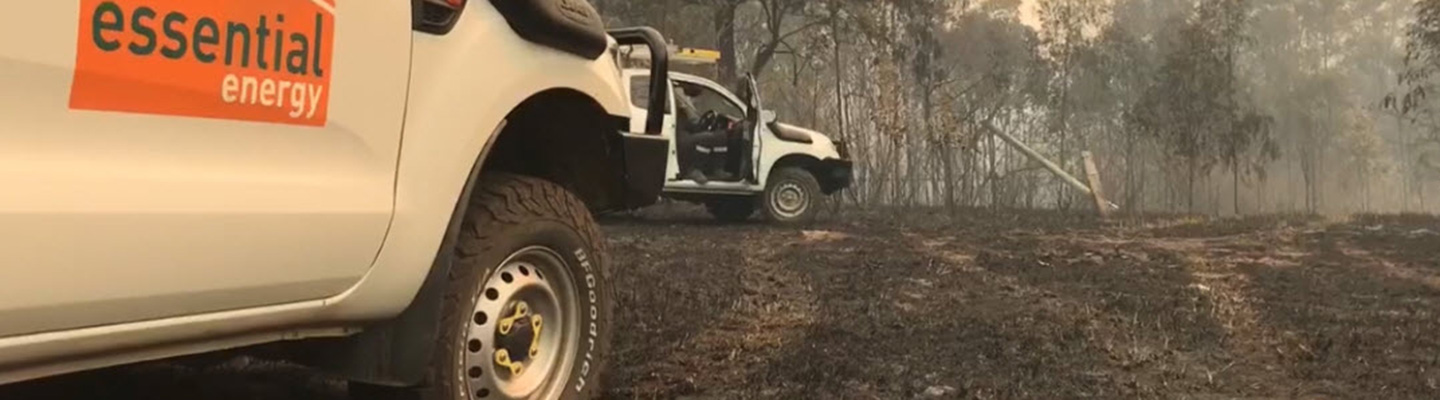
626, 71, 678, 180
0, 0, 411, 337
740, 75, 765, 183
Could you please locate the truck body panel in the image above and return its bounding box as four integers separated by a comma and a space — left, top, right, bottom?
0, 0, 410, 338
0, 1, 654, 385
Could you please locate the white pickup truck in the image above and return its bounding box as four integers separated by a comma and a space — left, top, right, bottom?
620, 50, 854, 224
0, 1, 670, 399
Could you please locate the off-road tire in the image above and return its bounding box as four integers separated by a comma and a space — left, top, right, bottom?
353, 173, 612, 400
705, 198, 757, 223
761, 167, 822, 224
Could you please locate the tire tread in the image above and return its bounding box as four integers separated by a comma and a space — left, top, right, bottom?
360, 173, 609, 400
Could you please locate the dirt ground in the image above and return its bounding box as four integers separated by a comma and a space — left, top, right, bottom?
4, 207, 1439, 400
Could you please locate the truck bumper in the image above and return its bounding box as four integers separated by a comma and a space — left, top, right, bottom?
818, 158, 854, 195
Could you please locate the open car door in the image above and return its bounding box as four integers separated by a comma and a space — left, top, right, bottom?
739, 74, 764, 183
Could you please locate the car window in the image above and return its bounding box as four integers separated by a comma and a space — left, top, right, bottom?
677, 81, 744, 119
630, 76, 672, 114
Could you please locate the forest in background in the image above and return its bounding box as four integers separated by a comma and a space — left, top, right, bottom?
599, 0, 1440, 216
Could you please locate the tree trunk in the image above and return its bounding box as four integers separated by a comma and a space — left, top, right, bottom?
1188, 158, 1197, 214
1364, 178, 1371, 213
714, 1, 740, 86
1397, 113, 1413, 212
1057, 75, 1072, 211
831, 1, 847, 143
1426, 180, 1433, 213
1124, 133, 1138, 210
988, 125, 1000, 209
1301, 144, 1317, 214
1256, 175, 1265, 214
1136, 144, 1148, 213
1232, 157, 1241, 216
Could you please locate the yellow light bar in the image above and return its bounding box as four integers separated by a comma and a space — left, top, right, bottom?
618, 44, 723, 66
674, 48, 722, 64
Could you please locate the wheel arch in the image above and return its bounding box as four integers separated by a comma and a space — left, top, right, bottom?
479, 88, 636, 212
317, 86, 649, 388
771, 153, 821, 172
771, 153, 850, 195
771, 153, 824, 191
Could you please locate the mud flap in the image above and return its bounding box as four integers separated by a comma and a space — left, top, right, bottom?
620, 132, 670, 208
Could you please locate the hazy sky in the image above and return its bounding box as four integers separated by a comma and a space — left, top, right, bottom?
1019, 0, 1041, 29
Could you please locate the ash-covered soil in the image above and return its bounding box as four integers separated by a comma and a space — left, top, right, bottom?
600, 208, 1440, 400
4, 208, 1439, 400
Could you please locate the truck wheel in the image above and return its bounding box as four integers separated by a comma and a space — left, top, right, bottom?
359, 174, 612, 400
762, 167, 822, 224
705, 198, 756, 222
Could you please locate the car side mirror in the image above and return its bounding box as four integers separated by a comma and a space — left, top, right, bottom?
761, 110, 778, 124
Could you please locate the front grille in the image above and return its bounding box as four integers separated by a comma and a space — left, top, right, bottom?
833, 140, 850, 159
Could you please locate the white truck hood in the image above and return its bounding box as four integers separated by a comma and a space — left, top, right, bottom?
773, 122, 826, 144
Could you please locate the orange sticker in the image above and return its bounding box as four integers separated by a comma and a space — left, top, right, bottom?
70, 0, 336, 127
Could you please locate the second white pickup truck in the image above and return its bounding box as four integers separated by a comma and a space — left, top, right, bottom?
621, 48, 854, 224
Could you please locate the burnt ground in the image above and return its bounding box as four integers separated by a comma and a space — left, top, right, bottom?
4, 208, 1440, 400
599, 208, 1440, 400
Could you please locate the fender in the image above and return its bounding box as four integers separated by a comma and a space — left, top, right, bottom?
319, 22, 670, 386
319, 0, 631, 325
319, 120, 504, 386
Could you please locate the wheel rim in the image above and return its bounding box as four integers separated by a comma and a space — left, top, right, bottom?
770, 182, 810, 219
465, 247, 581, 400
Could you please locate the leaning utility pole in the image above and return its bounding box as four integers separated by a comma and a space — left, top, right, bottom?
982, 122, 1119, 214
1082, 151, 1113, 218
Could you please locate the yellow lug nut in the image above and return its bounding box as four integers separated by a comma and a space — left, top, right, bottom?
529, 315, 544, 357
497, 302, 530, 336
494, 349, 524, 375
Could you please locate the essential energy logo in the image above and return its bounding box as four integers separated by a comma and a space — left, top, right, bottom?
70, 0, 336, 126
